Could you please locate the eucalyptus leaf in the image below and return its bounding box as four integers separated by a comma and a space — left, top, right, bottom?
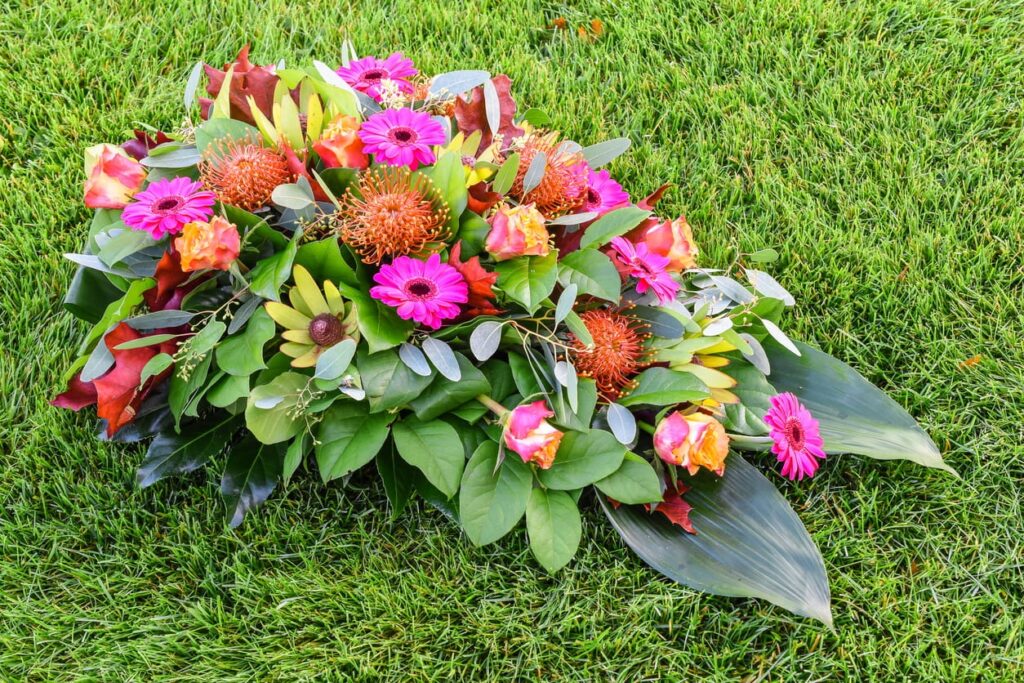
314, 338, 357, 380
398, 342, 432, 377
469, 321, 503, 361
428, 70, 490, 98
521, 151, 547, 196
422, 337, 461, 381
581, 138, 631, 168
606, 402, 637, 445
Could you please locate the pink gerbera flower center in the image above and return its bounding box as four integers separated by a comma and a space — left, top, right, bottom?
389, 127, 416, 144
361, 69, 386, 81
153, 196, 185, 213
404, 277, 436, 299
783, 416, 806, 450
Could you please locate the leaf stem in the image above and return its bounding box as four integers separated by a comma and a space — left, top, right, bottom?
475, 394, 508, 417
638, 420, 657, 435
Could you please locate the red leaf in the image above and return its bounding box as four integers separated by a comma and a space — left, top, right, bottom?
448, 241, 501, 318
454, 75, 524, 151
199, 45, 281, 126
145, 249, 208, 311
122, 130, 173, 161
51, 373, 98, 410
646, 480, 696, 534
93, 323, 177, 437
466, 181, 501, 214
637, 183, 673, 211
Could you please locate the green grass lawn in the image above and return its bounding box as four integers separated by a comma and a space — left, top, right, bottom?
2, 0, 1023, 679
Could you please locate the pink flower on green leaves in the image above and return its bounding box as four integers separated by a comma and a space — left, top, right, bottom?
609, 236, 679, 304
122, 177, 216, 239
336, 53, 418, 102
764, 392, 826, 481
359, 108, 445, 170
580, 166, 629, 215
370, 253, 468, 330
504, 400, 564, 469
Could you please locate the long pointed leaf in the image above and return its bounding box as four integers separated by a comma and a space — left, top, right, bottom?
763, 340, 955, 475
599, 454, 832, 625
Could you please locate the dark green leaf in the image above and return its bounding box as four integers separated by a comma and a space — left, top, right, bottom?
249, 236, 298, 302
594, 452, 662, 504
358, 348, 435, 413
377, 441, 416, 519
409, 353, 490, 421
557, 249, 621, 302
537, 429, 626, 490
221, 436, 285, 528
619, 367, 709, 407
495, 251, 558, 313
392, 417, 465, 498
137, 414, 239, 487
527, 488, 581, 573
295, 238, 357, 286
315, 401, 392, 482
64, 265, 124, 323
763, 340, 955, 474
599, 453, 832, 625
459, 442, 532, 545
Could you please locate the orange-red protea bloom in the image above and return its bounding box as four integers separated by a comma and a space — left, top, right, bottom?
199, 142, 292, 211
338, 167, 449, 264
568, 309, 650, 400
510, 132, 587, 216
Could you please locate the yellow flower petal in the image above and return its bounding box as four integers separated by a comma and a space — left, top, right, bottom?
282, 329, 313, 344
288, 286, 314, 318
291, 347, 321, 368
683, 364, 738, 389
265, 302, 311, 330
280, 341, 312, 358
699, 355, 731, 368
293, 265, 330, 316
323, 280, 345, 316
710, 388, 740, 405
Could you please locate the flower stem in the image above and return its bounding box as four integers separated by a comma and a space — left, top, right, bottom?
638, 420, 657, 435
475, 394, 508, 417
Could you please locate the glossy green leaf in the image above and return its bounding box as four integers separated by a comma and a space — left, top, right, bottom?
599, 453, 832, 625
619, 367, 709, 407
537, 429, 626, 490
138, 415, 239, 488
425, 151, 468, 227
216, 308, 275, 377
344, 286, 413, 353
578, 207, 651, 250
221, 436, 285, 528
409, 353, 490, 421
249, 236, 298, 302
294, 238, 356, 286
459, 442, 532, 546
594, 452, 662, 504
392, 417, 465, 498
377, 442, 416, 520
526, 488, 581, 573
722, 361, 775, 436
315, 401, 392, 482
494, 251, 558, 314
357, 348, 435, 413
557, 249, 621, 302
244, 372, 308, 444
764, 340, 955, 474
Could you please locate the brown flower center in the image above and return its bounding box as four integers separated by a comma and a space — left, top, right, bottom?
362, 69, 385, 81
404, 278, 436, 299
784, 417, 805, 450
389, 127, 416, 145
154, 196, 185, 213
308, 313, 345, 347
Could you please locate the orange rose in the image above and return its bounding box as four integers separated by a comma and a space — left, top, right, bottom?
653, 412, 728, 476
485, 203, 549, 261
83, 143, 146, 208
631, 216, 698, 272
313, 114, 368, 169
174, 216, 240, 272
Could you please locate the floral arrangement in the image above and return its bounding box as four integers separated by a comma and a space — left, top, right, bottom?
54, 45, 955, 625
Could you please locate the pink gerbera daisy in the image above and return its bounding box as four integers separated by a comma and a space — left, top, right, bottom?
370, 253, 468, 330
764, 392, 826, 481
580, 166, 630, 215
359, 108, 446, 170
609, 236, 680, 303
336, 53, 418, 101
121, 177, 216, 239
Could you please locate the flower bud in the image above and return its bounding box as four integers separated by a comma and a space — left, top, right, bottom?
313, 114, 369, 169
83, 143, 146, 208
174, 216, 241, 272
504, 400, 564, 469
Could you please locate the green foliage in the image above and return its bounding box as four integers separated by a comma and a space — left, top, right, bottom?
215, 308, 275, 377
244, 372, 308, 444
315, 401, 392, 482
537, 429, 626, 490
494, 251, 558, 313
392, 417, 465, 498
459, 441, 532, 545
526, 488, 581, 573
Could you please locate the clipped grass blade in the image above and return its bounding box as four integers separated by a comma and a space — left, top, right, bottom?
764, 340, 956, 475
600, 454, 832, 625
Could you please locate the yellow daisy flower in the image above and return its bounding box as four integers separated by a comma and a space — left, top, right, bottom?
264, 265, 359, 368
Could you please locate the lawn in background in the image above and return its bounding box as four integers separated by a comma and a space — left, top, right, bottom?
1, 0, 1022, 679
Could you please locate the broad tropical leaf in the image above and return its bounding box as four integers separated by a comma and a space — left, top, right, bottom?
600, 453, 832, 625
763, 340, 955, 474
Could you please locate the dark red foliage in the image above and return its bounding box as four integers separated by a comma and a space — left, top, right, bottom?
448, 241, 501, 318
454, 75, 524, 151
122, 130, 173, 161
145, 249, 204, 312
199, 45, 281, 126
646, 480, 696, 534
51, 373, 98, 410
638, 183, 673, 211
466, 181, 501, 214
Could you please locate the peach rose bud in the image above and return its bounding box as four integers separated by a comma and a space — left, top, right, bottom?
485, 203, 550, 261
173, 216, 241, 272
504, 400, 564, 469
653, 411, 729, 476
313, 114, 368, 169
634, 216, 698, 271
83, 143, 146, 209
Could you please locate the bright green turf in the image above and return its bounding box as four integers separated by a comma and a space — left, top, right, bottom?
2, 0, 1023, 679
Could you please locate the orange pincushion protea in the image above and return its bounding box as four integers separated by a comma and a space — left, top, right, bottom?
510, 132, 587, 216
568, 309, 650, 400
199, 141, 292, 211
338, 167, 450, 264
